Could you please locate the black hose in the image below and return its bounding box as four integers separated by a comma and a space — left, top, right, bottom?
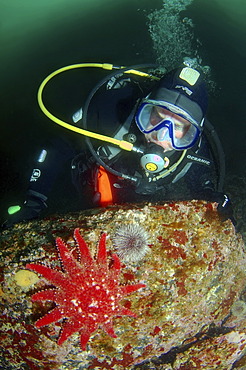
204, 119, 225, 192
81, 64, 158, 181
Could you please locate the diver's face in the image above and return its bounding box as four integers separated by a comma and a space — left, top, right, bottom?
145, 132, 173, 152
144, 106, 191, 152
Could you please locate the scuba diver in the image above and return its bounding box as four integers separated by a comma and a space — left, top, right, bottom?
3, 63, 233, 228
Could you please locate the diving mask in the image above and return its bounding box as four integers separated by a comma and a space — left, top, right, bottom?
135, 99, 202, 150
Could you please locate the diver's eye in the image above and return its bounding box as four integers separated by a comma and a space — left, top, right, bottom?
155, 108, 167, 119
150, 107, 167, 127
174, 121, 190, 132
174, 123, 184, 131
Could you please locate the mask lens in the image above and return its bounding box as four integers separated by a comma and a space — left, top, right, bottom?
136, 103, 153, 132
148, 106, 167, 128
136, 100, 201, 149
173, 123, 199, 149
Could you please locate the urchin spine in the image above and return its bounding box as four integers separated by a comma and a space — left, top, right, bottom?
113, 223, 150, 263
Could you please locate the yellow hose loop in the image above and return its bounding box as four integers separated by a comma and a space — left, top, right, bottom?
37, 63, 159, 151
37, 63, 135, 150
155, 149, 188, 179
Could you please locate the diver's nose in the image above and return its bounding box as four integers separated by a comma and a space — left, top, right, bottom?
156, 120, 172, 141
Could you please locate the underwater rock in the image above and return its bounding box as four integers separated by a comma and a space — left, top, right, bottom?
0, 201, 245, 369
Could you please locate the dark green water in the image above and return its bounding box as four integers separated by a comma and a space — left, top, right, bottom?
1, 0, 246, 222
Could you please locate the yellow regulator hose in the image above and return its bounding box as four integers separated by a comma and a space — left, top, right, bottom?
37, 63, 157, 151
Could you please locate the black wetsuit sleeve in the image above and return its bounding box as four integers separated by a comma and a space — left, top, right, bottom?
26, 136, 77, 198
184, 137, 234, 222
2, 136, 79, 228
185, 136, 218, 199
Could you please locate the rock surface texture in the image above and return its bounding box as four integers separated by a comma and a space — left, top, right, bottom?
0, 201, 245, 369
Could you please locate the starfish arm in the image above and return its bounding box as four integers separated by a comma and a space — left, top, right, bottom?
26, 263, 68, 290
35, 307, 64, 327
56, 237, 86, 277
58, 316, 97, 350
120, 283, 146, 296
80, 332, 91, 351
106, 254, 121, 283
111, 253, 121, 271
58, 316, 84, 345
101, 319, 117, 338
31, 288, 61, 302
73, 228, 94, 265
96, 233, 108, 268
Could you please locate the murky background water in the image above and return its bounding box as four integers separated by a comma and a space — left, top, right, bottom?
1, 0, 246, 225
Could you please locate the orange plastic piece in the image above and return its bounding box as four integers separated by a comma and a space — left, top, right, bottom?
97, 166, 113, 207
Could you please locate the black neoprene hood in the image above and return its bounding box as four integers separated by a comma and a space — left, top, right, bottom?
149, 67, 208, 125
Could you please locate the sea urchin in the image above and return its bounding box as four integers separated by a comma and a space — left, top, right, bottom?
113, 223, 150, 263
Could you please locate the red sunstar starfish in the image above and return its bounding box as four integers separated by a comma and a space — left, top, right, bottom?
26, 228, 145, 350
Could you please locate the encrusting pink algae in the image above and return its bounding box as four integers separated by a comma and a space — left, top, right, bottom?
0, 200, 246, 369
